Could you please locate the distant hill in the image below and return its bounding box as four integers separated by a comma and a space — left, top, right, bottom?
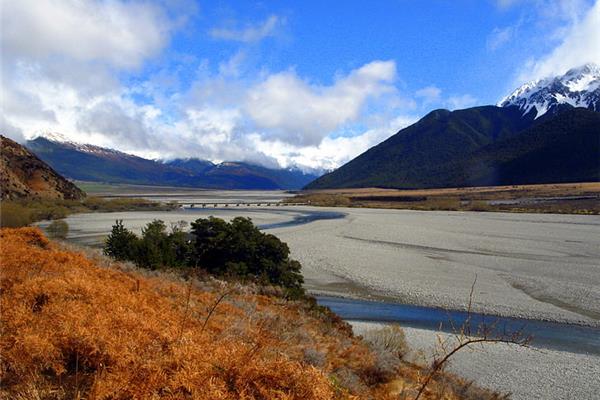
306, 65, 600, 190
0, 135, 85, 200
26, 137, 318, 190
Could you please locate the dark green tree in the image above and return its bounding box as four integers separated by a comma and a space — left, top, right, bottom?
190, 217, 304, 294
103, 220, 139, 261
136, 220, 170, 269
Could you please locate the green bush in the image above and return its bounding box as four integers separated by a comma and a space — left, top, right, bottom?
46, 220, 69, 239
103, 217, 305, 297
191, 217, 304, 293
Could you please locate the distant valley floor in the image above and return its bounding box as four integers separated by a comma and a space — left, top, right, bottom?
289, 182, 600, 214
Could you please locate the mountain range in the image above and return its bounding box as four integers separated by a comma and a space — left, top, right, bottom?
306, 64, 600, 190
25, 136, 318, 190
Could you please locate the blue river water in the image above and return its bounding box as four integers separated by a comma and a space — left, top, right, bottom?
317, 296, 600, 356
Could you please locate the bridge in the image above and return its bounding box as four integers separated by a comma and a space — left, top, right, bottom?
180, 202, 309, 209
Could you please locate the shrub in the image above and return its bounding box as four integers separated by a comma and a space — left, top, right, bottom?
0, 202, 33, 227
102, 217, 305, 296
360, 324, 408, 384
46, 220, 69, 239
361, 324, 408, 359
136, 220, 191, 269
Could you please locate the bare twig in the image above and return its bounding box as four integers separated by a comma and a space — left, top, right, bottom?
413, 276, 532, 400
200, 288, 234, 334
176, 276, 195, 343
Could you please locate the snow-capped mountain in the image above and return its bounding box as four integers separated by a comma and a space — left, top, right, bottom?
32, 131, 126, 157
29, 131, 136, 157
25, 135, 319, 190
499, 63, 600, 118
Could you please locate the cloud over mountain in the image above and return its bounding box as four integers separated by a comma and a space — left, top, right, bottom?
1, 0, 594, 173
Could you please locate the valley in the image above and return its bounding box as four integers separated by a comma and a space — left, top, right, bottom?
3, 2, 600, 398
39, 189, 600, 400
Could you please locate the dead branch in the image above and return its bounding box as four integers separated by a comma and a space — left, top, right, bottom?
200, 288, 234, 334
413, 275, 532, 400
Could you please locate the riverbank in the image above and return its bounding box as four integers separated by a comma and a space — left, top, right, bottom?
351, 321, 600, 400
319, 296, 600, 355
0, 196, 178, 228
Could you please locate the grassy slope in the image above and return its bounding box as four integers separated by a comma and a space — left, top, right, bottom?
0, 228, 501, 400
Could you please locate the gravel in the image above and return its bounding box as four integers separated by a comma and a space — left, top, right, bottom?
272, 207, 600, 326
351, 321, 600, 400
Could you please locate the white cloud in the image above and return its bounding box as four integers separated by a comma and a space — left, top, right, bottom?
415, 86, 477, 111
245, 61, 398, 146
520, 0, 600, 80
209, 15, 283, 43
1, 0, 171, 69
0, 2, 415, 172
0, 115, 26, 143
447, 94, 478, 110
415, 86, 442, 105
487, 26, 516, 50
249, 114, 417, 171
0, 0, 174, 146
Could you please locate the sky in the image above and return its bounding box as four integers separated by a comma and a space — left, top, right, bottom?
1, 0, 599, 171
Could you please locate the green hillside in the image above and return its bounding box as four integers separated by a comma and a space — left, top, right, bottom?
306, 106, 599, 189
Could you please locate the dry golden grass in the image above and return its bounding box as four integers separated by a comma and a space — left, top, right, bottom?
0, 228, 501, 400
293, 182, 600, 214
303, 182, 600, 198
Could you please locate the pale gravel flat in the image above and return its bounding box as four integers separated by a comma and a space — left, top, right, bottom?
62, 205, 600, 325
271, 207, 600, 326
351, 321, 600, 400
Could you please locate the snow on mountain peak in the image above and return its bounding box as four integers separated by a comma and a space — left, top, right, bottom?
35, 131, 71, 143
32, 131, 126, 157
499, 63, 600, 118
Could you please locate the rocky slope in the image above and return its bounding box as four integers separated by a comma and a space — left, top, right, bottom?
0, 135, 85, 200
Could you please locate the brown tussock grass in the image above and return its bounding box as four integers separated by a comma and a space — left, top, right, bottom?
1, 228, 498, 399
292, 182, 600, 214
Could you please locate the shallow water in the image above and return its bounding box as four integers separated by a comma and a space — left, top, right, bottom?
317, 296, 600, 355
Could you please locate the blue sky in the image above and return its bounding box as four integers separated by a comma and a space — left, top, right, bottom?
2, 0, 599, 170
